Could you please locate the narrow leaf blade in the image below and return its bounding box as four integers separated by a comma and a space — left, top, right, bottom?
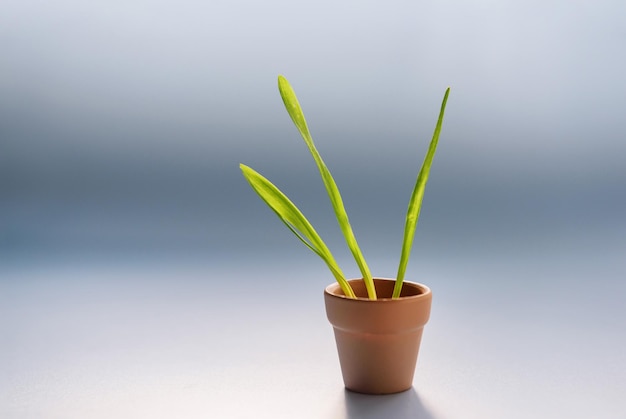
393, 88, 450, 298
240, 164, 356, 298
277, 75, 376, 299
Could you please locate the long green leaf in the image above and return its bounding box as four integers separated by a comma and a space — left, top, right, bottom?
240, 164, 356, 298
393, 88, 450, 298
277, 75, 376, 300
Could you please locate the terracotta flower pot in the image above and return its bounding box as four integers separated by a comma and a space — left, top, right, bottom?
324, 278, 432, 394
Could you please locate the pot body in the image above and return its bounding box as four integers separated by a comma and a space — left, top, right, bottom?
324, 278, 432, 394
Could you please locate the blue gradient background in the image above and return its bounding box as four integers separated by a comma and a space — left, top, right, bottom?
1, 1, 625, 417
2, 0, 624, 267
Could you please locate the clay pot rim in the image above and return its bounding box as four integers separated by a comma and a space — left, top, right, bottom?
325, 278, 431, 302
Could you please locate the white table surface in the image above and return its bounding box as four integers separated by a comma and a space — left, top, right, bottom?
2, 246, 625, 419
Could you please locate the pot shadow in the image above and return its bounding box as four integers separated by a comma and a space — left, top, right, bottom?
342, 387, 437, 419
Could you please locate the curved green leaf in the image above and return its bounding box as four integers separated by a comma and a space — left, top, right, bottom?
240, 164, 356, 298
277, 75, 376, 300
393, 88, 450, 298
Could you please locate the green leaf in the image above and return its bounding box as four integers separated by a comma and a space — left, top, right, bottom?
240, 164, 356, 298
393, 88, 450, 298
277, 75, 377, 300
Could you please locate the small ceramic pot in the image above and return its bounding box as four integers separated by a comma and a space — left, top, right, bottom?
324, 278, 432, 394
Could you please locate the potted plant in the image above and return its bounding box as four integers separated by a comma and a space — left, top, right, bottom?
240, 75, 449, 394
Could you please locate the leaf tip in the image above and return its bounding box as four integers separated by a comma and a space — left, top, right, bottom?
278, 75, 289, 91
240, 163, 253, 177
